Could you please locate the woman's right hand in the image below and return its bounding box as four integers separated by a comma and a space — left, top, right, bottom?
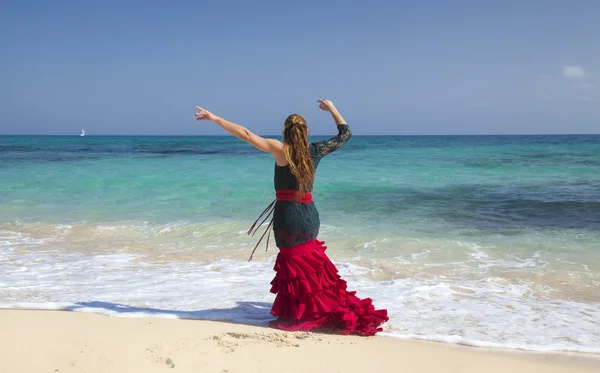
194, 106, 219, 122
317, 99, 337, 113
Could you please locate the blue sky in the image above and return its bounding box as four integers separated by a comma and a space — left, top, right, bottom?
1, 0, 598, 135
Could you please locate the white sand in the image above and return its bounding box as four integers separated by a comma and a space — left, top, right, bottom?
1, 310, 598, 373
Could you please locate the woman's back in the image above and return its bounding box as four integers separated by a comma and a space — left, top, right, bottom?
274, 124, 352, 191
272, 124, 352, 248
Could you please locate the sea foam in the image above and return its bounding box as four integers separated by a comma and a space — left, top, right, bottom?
1, 245, 599, 354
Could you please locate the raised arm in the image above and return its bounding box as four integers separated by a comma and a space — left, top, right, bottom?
312, 100, 352, 158
194, 106, 283, 155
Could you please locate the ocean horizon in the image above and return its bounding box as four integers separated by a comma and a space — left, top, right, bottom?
2, 133, 599, 137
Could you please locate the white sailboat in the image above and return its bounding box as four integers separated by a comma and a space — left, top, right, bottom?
80, 128, 85, 137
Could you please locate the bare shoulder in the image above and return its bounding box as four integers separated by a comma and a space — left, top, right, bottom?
266, 138, 285, 153
269, 140, 287, 165
242, 131, 284, 155
267, 138, 284, 147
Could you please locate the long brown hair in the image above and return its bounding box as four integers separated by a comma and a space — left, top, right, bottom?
282, 114, 314, 196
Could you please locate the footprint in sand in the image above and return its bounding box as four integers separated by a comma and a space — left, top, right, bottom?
206, 331, 323, 353
146, 345, 175, 368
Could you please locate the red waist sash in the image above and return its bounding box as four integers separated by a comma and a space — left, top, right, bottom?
276, 190, 313, 204
247, 190, 313, 261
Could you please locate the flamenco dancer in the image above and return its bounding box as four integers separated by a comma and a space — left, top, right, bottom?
194, 100, 388, 336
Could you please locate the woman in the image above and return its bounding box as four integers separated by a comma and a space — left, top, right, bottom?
194, 100, 388, 336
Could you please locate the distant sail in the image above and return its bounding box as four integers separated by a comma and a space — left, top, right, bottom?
80, 128, 85, 137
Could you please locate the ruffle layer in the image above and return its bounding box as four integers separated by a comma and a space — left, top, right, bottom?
269, 239, 389, 336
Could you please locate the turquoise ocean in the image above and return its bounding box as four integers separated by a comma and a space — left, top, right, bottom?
1, 135, 599, 352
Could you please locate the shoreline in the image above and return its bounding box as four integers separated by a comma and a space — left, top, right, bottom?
1, 310, 598, 373
3, 302, 599, 354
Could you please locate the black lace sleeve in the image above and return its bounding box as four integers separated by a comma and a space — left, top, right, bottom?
311, 124, 352, 159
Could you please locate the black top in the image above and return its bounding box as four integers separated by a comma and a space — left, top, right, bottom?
272, 124, 352, 248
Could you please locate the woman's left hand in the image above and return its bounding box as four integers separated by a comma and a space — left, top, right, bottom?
194, 106, 219, 122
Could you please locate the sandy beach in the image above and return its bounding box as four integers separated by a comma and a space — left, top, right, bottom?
0, 310, 598, 373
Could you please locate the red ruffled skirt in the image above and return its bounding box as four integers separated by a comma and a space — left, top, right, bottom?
269, 238, 389, 336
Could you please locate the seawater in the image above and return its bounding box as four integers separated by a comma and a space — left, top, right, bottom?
1, 135, 599, 353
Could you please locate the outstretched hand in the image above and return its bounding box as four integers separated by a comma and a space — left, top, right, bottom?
194, 106, 219, 122
317, 99, 336, 112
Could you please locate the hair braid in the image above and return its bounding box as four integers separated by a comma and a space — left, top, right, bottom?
283, 114, 314, 198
